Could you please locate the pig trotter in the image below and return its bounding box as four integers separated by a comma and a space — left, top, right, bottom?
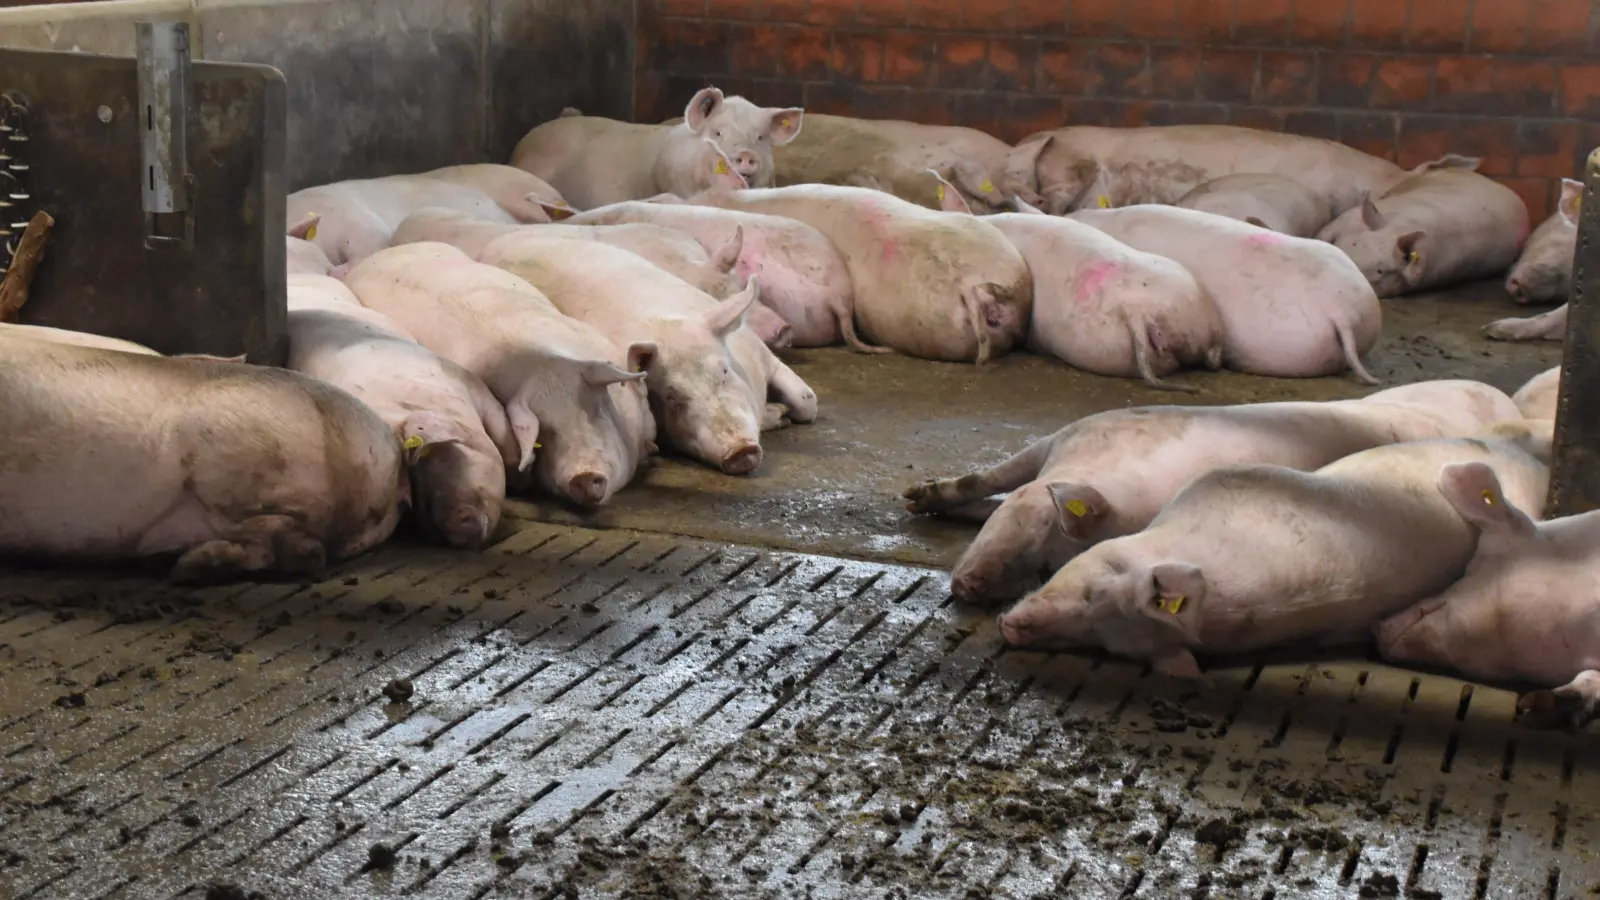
903, 438, 1052, 514
1482, 304, 1568, 342
1336, 319, 1381, 385
761, 403, 792, 432
1518, 671, 1600, 731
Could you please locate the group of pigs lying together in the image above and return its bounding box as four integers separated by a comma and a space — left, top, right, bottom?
905, 367, 1599, 727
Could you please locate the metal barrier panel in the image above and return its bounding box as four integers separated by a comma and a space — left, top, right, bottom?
1548, 148, 1600, 517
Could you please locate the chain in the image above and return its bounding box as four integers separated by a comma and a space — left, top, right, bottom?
0, 92, 31, 277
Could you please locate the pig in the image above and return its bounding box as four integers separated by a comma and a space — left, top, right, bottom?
287, 214, 335, 275
929, 172, 1222, 389
286, 273, 517, 548
1174, 173, 1334, 238
684, 152, 1032, 364
0, 322, 161, 356
390, 217, 814, 474
1375, 461, 1600, 729
995, 423, 1551, 676
1483, 303, 1568, 342
1316, 155, 1531, 298
0, 336, 406, 583
769, 112, 1050, 214
388, 207, 791, 347
342, 242, 657, 506
288, 175, 520, 267
1066, 204, 1382, 382
547, 198, 872, 350
422, 164, 567, 222
1504, 178, 1582, 304
1016, 125, 1406, 215
510, 86, 803, 209
1512, 366, 1560, 420
908, 379, 1524, 605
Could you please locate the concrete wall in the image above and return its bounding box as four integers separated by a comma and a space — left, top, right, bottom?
637, 0, 1600, 222
0, 0, 635, 188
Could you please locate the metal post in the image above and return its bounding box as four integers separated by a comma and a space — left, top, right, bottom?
135, 20, 193, 249
1546, 147, 1600, 517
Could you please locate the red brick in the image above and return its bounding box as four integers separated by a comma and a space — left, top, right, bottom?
857, 0, 912, 25
804, 0, 861, 26
1096, 42, 1150, 97
1526, 0, 1593, 55
1406, 0, 1470, 52
1005, 94, 1066, 141
1146, 101, 1230, 125
903, 88, 956, 124
1317, 52, 1373, 107
1467, 0, 1528, 52
1454, 119, 1519, 176
1257, 51, 1315, 104
655, 0, 707, 15
730, 24, 785, 77
706, 0, 764, 18
910, 0, 964, 28
936, 36, 990, 88
1285, 109, 1341, 141
1177, 0, 1234, 42
1234, 0, 1291, 44
1562, 63, 1600, 116
1229, 107, 1287, 131
1064, 98, 1122, 126
1069, 0, 1124, 37
1369, 56, 1435, 108
1125, 0, 1183, 39
964, 0, 1018, 28
881, 30, 936, 84
1199, 49, 1260, 103
1291, 0, 1349, 45
1348, 0, 1407, 49
1148, 45, 1203, 99
1436, 56, 1556, 117
1338, 110, 1398, 160
635, 70, 668, 122
763, 0, 811, 18
1396, 115, 1460, 169
640, 19, 730, 75
831, 30, 884, 82
1014, 0, 1067, 32
988, 37, 1037, 91
804, 82, 907, 117
1517, 119, 1583, 178
1499, 176, 1552, 222
1116, 99, 1157, 125
781, 25, 833, 80
955, 91, 1006, 134
1037, 39, 1101, 95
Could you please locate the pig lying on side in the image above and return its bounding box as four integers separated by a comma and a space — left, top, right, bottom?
771, 112, 1048, 213
1318, 155, 1530, 297
1174, 174, 1334, 238
289, 173, 520, 267
511, 87, 803, 209
931, 173, 1222, 389
996, 422, 1551, 677
1018, 125, 1406, 215
1066, 204, 1382, 382
344, 242, 657, 506
0, 336, 406, 582
909, 379, 1522, 605
0, 322, 162, 356
1484, 179, 1583, 341
1512, 366, 1560, 420
287, 274, 517, 548
1376, 460, 1600, 729
548, 199, 870, 350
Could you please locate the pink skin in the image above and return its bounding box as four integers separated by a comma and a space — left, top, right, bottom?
1174, 173, 1335, 238
1511, 366, 1560, 420
914, 379, 1525, 606
1244, 231, 1284, 247
1505, 179, 1581, 305
996, 431, 1551, 677
287, 177, 522, 267
0, 337, 405, 582
1074, 260, 1117, 303
286, 215, 334, 275
1375, 461, 1600, 728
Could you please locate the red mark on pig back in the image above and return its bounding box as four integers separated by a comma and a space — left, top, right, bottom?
880, 239, 900, 264
1074, 260, 1118, 303
1245, 231, 1284, 248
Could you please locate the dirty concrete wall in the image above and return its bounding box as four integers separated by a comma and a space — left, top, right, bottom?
0, 0, 635, 188
636, 0, 1600, 221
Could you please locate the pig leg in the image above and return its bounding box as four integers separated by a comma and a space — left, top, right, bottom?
762, 403, 792, 432
903, 438, 1052, 514
1483, 304, 1568, 342
767, 356, 818, 424
1517, 670, 1600, 731
1130, 319, 1200, 394
1336, 319, 1381, 385
168, 514, 327, 585
939, 499, 1004, 523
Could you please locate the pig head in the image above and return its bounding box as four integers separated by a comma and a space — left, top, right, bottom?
661, 88, 803, 193
509, 348, 657, 507
1320, 193, 1428, 297
950, 481, 1107, 605
648, 281, 769, 474
1506, 178, 1582, 304
398, 409, 508, 549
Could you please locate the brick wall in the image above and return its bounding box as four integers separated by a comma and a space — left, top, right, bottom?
635, 0, 1600, 220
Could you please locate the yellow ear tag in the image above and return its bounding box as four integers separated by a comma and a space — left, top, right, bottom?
306, 222, 318, 241
1166, 594, 1187, 615
1065, 499, 1088, 517
534, 442, 542, 450
403, 435, 424, 451
1575, 195, 1584, 214
1097, 195, 1110, 208
780, 117, 791, 130
1481, 488, 1496, 505
1407, 250, 1419, 264
936, 184, 946, 203
715, 157, 730, 176
980, 179, 996, 194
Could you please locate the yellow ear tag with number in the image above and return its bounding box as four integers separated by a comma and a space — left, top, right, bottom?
980, 179, 996, 194
1065, 499, 1088, 517
1482, 488, 1496, 505
715, 157, 730, 176
1097, 195, 1110, 208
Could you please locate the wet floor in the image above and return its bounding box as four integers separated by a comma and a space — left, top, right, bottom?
0, 280, 1584, 900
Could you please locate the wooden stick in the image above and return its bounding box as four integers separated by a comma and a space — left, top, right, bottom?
0, 209, 54, 323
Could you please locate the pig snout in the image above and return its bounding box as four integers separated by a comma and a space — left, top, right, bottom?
566, 471, 611, 507
721, 442, 763, 475
443, 506, 494, 550
731, 150, 761, 181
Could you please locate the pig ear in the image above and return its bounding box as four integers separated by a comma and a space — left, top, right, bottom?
1009, 195, 1047, 215
1417, 153, 1480, 173
1360, 193, 1387, 230
288, 213, 321, 241
704, 276, 759, 340
1437, 461, 1538, 541
537, 199, 577, 221
683, 87, 725, 132
948, 160, 1002, 208
1007, 134, 1054, 177
1131, 562, 1206, 639
626, 341, 659, 374
708, 224, 744, 273
504, 399, 541, 473
706, 141, 750, 191
1046, 482, 1107, 541
399, 412, 469, 466
926, 169, 975, 215
579, 359, 648, 388
766, 107, 803, 145
1559, 178, 1584, 223
1245, 216, 1269, 229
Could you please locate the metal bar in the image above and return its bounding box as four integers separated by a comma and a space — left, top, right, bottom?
1547, 147, 1600, 517
135, 19, 191, 248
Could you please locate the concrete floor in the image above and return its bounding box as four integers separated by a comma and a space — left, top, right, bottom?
514, 280, 1563, 570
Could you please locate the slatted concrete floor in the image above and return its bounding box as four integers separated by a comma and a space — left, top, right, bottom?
1, 522, 1597, 900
